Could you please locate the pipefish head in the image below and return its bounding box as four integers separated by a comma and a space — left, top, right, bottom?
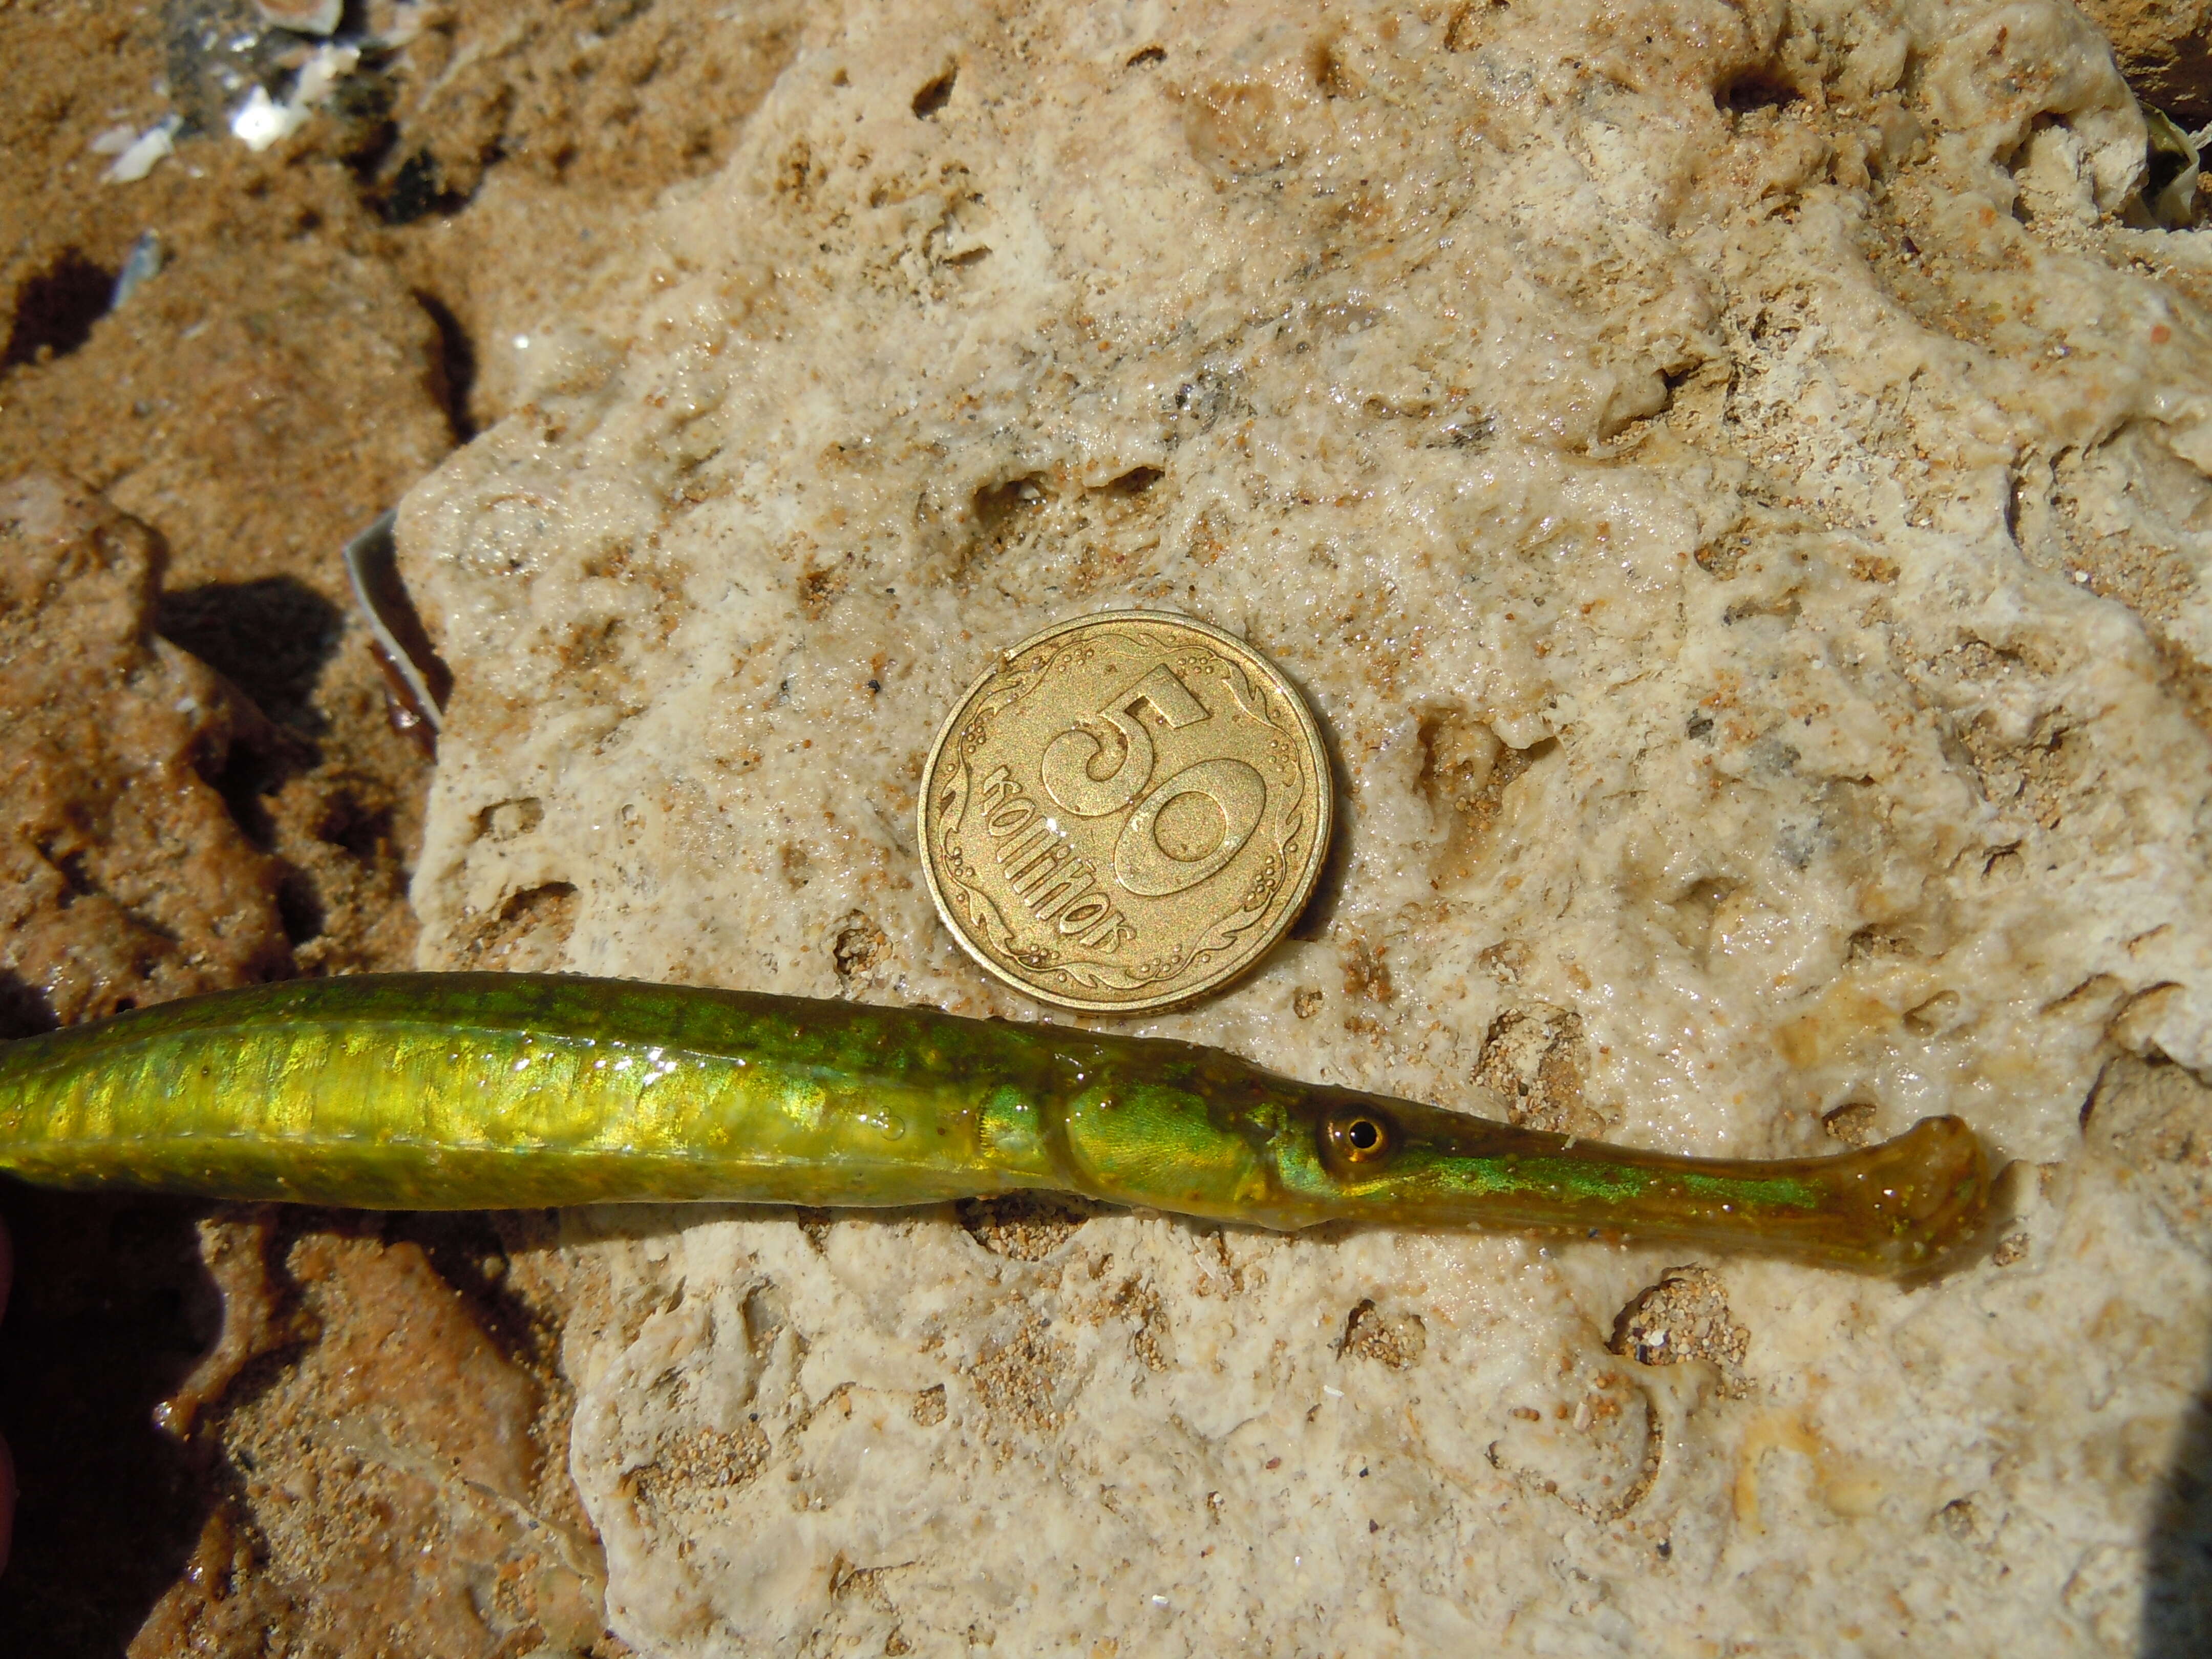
1056, 1062, 1625, 1232
1056, 1045, 1988, 1270
1268, 1089, 1992, 1273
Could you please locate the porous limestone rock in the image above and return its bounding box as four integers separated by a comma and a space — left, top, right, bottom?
398, 1, 2212, 1651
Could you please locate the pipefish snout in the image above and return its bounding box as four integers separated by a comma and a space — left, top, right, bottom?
0, 973, 1990, 1273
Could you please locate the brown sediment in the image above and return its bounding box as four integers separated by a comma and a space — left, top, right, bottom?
0, 477, 293, 1033
127, 1213, 605, 1659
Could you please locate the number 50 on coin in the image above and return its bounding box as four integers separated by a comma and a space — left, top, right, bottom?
919, 612, 1333, 1013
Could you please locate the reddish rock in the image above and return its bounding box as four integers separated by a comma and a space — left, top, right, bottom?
0, 475, 291, 1032
135, 1221, 604, 1659
2079, 1, 2212, 124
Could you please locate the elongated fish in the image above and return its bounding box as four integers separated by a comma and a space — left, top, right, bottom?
0, 973, 1988, 1272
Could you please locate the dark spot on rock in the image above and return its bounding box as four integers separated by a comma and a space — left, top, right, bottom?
1104, 464, 1162, 496
375, 150, 469, 225
0, 969, 58, 1039
912, 69, 955, 119
958, 1193, 1097, 1261
4, 250, 115, 369
1719, 74, 1800, 115
1608, 1264, 1750, 1390
1337, 1298, 1427, 1368
1823, 1101, 1880, 1147
412, 289, 479, 443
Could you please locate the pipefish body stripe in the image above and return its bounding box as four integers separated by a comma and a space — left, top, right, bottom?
0, 973, 1990, 1272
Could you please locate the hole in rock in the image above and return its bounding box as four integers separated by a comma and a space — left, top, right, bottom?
1103, 464, 1163, 496
2145, 137, 2195, 203
1823, 1102, 1879, 1146
1719, 74, 1799, 115
972, 474, 1050, 534
912, 69, 956, 119
374, 150, 470, 225
959, 1193, 1098, 1260
1338, 1298, 1427, 1368
276, 869, 327, 946
462, 881, 581, 969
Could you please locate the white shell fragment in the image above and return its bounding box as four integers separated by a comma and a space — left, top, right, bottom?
253, 0, 342, 36
228, 45, 359, 153
109, 231, 162, 310
103, 116, 181, 184
229, 86, 306, 152
292, 43, 359, 108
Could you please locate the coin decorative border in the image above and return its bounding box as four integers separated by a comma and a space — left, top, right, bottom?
919, 611, 1333, 1014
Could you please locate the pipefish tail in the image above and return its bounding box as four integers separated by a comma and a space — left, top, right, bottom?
0, 973, 1989, 1272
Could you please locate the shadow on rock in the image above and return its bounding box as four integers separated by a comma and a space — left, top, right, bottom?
157, 577, 346, 734
2145, 1326, 2212, 1654
0, 1187, 219, 1653
0, 973, 57, 1041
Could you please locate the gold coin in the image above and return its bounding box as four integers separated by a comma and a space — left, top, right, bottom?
920, 611, 1333, 1014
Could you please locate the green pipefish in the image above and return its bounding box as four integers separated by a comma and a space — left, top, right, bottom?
0, 973, 1989, 1272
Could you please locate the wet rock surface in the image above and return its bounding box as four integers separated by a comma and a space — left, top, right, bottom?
1, 0, 2210, 1654
395, 0, 2212, 1651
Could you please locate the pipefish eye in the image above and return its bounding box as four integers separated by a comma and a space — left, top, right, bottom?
1328, 1113, 1391, 1164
